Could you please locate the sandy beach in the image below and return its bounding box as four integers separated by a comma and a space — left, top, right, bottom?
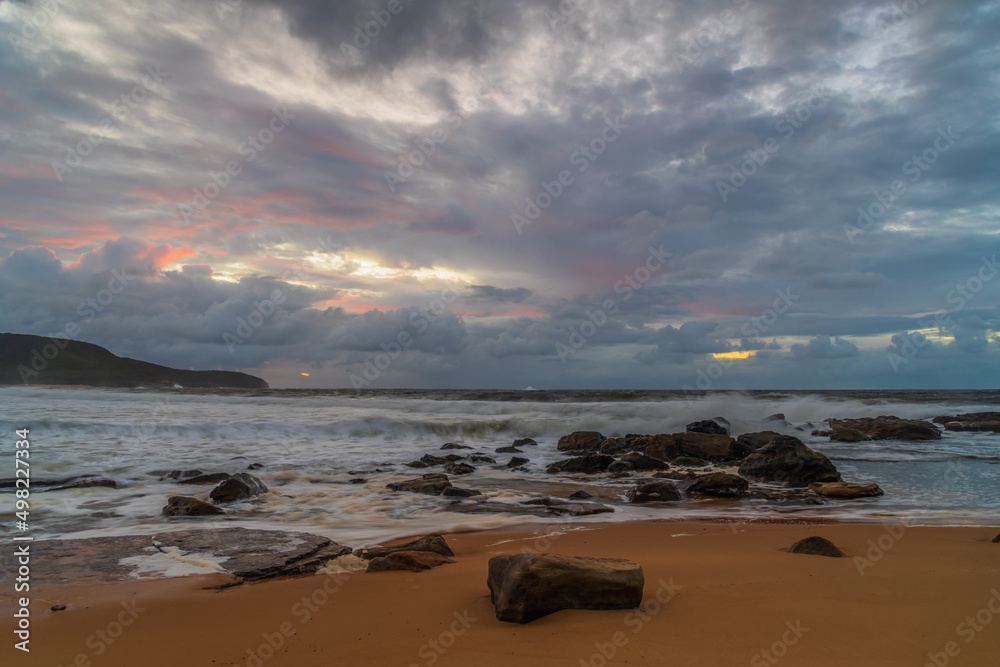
4, 521, 998, 667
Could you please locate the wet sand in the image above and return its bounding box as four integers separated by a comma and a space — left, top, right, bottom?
3, 521, 999, 666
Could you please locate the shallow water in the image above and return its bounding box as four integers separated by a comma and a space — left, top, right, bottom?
0, 387, 997, 547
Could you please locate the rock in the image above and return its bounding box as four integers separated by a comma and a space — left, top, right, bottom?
512, 438, 539, 447
674, 432, 740, 460
680, 472, 748, 497
788, 536, 845, 558
421, 454, 464, 465
644, 434, 681, 461
829, 428, 866, 442
355, 534, 455, 560
827, 416, 941, 441
568, 490, 593, 500
445, 501, 613, 518
440, 443, 473, 450
49, 478, 119, 491
598, 437, 632, 456
160, 469, 206, 481
546, 454, 615, 474
487, 554, 644, 623
349, 478, 367, 484
933, 412, 1000, 424
178, 472, 231, 485
469, 454, 496, 464
507, 457, 530, 468
686, 419, 729, 435
738, 435, 841, 486
608, 461, 633, 473
443, 462, 475, 475
406, 461, 429, 468
992, 533, 1000, 543
626, 481, 682, 502
162, 495, 225, 517
735, 431, 782, 457
366, 550, 454, 572
765, 413, 787, 422
557, 431, 605, 452
442, 487, 482, 498
209, 473, 268, 503
617, 452, 669, 471
809, 482, 884, 498
386, 473, 453, 495
671, 456, 708, 467
495, 446, 522, 453
652, 470, 695, 481
51, 604, 67, 612
811, 429, 831, 437
943, 421, 1000, 433
247, 463, 264, 470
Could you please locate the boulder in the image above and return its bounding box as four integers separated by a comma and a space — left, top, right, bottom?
546, 454, 614, 474
735, 431, 782, 457
495, 446, 522, 454
680, 472, 748, 497
557, 431, 606, 452
162, 495, 225, 517
943, 421, 1000, 433
788, 536, 845, 558
933, 412, 1000, 424
441, 443, 473, 450
367, 551, 454, 572
671, 456, 708, 467
829, 428, 866, 442
406, 461, 429, 468
738, 436, 841, 486
178, 472, 231, 485
469, 454, 496, 464
992, 533, 999, 544
598, 437, 633, 456
613, 452, 667, 471
809, 482, 884, 499
568, 490, 593, 500
487, 554, 644, 623
442, 487, 482, 498
644, 434, 682, 461
626, 481, 681, 502
507, 457, 530, 468
512, 438, 539, 447
445, 501, 613, 518
443, 462, 475, 475
827, 416, 941, 441
686, 419, 729, 435
673, 432, 740, 461
49, 478, 119, 491
355, 534, 454, 560
386, 473, 453, 495
209, 473, 267, 503
421, 454, 464, 465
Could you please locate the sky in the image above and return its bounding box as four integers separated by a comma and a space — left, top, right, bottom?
0, 0, 998, 389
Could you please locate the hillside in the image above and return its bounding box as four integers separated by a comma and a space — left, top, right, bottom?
0, 333, 268, 388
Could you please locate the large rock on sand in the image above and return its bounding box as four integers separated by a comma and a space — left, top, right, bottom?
557, 431, 606, 452
487, 553, 644, 623
367, 550, 454, 572
738, 436, 840, 486
735, 431, 782, 457
209, 473, 267, 503
162, 495, 225, 516
788, 536, 845, 558
355, 534, 455, 560
827, 416, 941, 441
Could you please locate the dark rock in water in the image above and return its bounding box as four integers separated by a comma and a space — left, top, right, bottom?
522, 497, 562, 506
598, 437, 632, 456
643, 434, 681, 461
513, 438, 539, 447
827, 416, 941, 441
469, 454, 497, 464
406, 461, 430, 468
355, 534, 455, 560
811, 429, 831, 437
442, 486, 481, 498
210, 473, 267, 503
495, 446, 522, 454
608, 461, 633, 473
788, 536, 845, 558
738, 436, 841, 486
49, 478, 119, 491
933, 412, 1000, 425
178, 472, 231, 485
247, 463, 264, 470
557, 431, 606, 452
687, 419, 729, 435
618, 452, 669, 471
652, 470, 695, 481
943, 421, 1000, 433
445, 501, 613, 518
12, 528, 350, 584
367, 550, 454, 572
765, 413, 786, 422
440, 442, 473, 450
735, 431, 782, 457
507, 457, 530, 468
568, 490, 593, 500
747, 489, 824, 505
808, 482, 884, 498
626, 481, 682, 502
546, 453, 615, 474
443, 462, 475, 475
163, 495, 225, 517
680, 472, 748, 497
829, 427, 866, 442
160, 469, 207, 481
421, 454, 464, 465
386, 473, 452, 495
349, 478, 367, 484
674, 432, 739, 460
671, 456, 708, 467
487, 553, 644, 623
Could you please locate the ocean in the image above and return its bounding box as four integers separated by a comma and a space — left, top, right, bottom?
1, 388, 997, 549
